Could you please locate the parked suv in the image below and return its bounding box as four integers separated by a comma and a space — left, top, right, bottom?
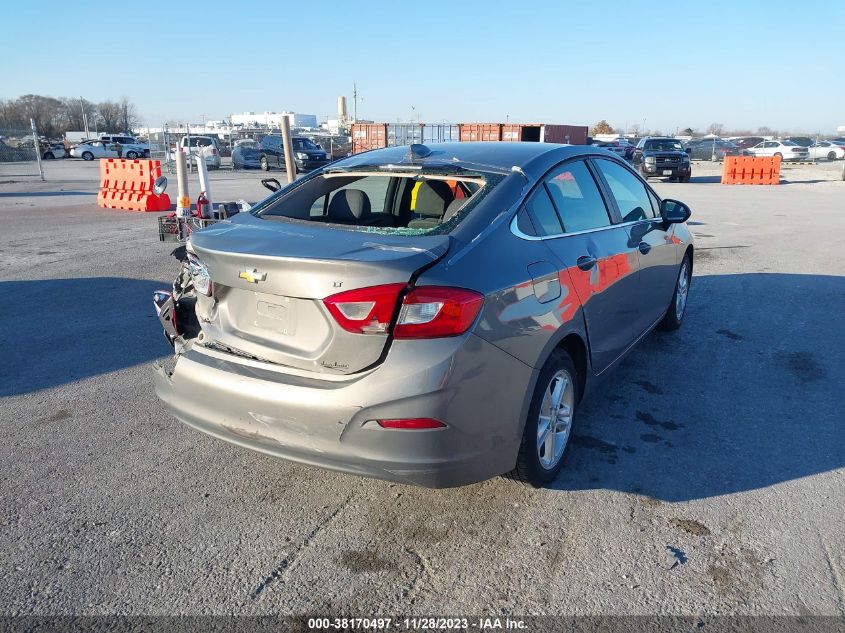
632, 137, 691, 181
259, 135, 331, 172
99, 134, 149, 158
153, 142, 695, 488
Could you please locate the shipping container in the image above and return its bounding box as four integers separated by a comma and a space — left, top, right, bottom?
543, 124, 589, 145
501, 124, 543, 142
458, 123, 503, 142
351, 123, 388, 153
352, 123, 460, 153
353, 121, 588, 153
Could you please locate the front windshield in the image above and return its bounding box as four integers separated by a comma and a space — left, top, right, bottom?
293, 138, 319, 150
645, 140, 684, 151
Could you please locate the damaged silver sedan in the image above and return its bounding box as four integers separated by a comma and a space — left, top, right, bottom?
153, 142, 694, 487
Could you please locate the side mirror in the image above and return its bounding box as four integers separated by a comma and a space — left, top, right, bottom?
153, 176, 168, 195
660, 199, 691, 223
261, 178, 282, 192
684, 147, 692, 154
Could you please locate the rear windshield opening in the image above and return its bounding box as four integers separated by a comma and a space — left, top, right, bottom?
252, 171, 493, 235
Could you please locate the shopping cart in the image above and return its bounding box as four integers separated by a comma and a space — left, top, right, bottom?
157, 216, 221, 243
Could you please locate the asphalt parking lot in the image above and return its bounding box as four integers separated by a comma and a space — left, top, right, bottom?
1, 158, 843, 617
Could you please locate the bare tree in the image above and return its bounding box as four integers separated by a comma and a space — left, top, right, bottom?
60, 97, 98, 131
118, 96, 141, 133
707, 122, 725, 135
97, 101, 122, 133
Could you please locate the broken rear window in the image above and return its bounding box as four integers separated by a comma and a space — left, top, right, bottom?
251, 170, 502, 235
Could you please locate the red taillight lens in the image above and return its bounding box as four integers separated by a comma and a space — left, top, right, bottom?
394, 286, 484, 339
323, 284, 484, 338
376, 418, 446, 429
323, 283, 405, 334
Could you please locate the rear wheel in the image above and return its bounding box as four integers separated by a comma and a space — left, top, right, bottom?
828, 151, 836, 161
506, 351, 578, 487
43, 152, 54, 159
659, 254, 691, 331
82, 151, 94, 161
260, 155, 269, 171
126, 151, 138, 159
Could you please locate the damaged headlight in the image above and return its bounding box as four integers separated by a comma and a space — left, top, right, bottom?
187, 253, 213, 296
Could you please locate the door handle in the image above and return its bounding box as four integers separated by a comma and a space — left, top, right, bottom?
577, 255, 597, 271
638, 242, 652, 254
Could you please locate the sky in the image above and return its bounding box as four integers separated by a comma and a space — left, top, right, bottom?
3, 0, 844, 134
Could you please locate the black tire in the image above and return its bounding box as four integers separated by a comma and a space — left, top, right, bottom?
506, 350, 578, 487
774, 152, 783, 160
125, 151, 138, 159
260, 155, 269, 171
827, 152, 836, 161
659, 253, 692, 331
43, 152, 54, 159
82, 151, 94, 161
680, 174, 691, 183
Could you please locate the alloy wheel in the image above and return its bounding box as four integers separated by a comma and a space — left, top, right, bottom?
536, 369, 575, 470
675, 260, 690, 321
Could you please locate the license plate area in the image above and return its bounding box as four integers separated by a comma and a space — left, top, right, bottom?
255, 297, 296, 335
662, 169, 673, 175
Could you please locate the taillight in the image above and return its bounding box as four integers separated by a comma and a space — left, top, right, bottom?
323, 283, 405, 334
394, 286, 483, 339
323, 284, 484, 338
187, 253, 213, 296
376, 418, 446, 430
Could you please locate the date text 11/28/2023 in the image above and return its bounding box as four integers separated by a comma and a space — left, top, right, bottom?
307, 617, 528, 630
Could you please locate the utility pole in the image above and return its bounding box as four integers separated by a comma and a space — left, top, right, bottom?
80, 97, 89, 138
353, 83, 359, 123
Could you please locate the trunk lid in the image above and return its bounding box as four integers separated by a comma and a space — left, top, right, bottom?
188, 213, 450, 374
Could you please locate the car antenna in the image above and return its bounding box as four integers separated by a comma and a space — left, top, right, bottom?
406, 143, 432, 164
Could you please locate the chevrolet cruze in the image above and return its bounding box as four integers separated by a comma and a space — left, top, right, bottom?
153, 142, 694, 488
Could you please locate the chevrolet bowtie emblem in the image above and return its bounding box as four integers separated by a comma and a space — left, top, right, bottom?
238, 268, 267, 284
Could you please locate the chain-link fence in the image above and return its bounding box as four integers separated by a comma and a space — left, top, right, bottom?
141, 123, 352, 173
0, 126, 43, 180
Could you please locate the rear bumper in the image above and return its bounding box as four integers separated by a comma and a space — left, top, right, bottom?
154, 334, 535, 487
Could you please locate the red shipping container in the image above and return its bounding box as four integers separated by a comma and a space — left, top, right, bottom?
351, 123, 388, 154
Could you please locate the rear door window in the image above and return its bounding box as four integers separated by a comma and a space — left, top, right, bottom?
544, 160, 612, 232
593, 159, 656, 221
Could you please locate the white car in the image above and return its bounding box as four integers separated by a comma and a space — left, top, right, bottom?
42, 143, 66, 159
746, 140, 810, 162
807, 141, 845, 161
70, 140, 118, 161
99, 134, 149, 159
169, 135, 221, 169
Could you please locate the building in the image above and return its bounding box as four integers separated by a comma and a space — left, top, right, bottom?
229, 111, 317, 129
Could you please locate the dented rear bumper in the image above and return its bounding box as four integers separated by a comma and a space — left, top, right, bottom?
153, 334, 535, 487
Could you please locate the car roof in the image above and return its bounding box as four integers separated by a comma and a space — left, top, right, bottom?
331, 142, 603, 176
